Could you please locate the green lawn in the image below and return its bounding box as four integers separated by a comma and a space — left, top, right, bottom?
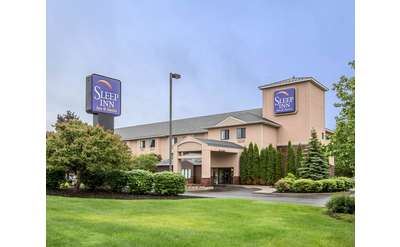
47, 196, 354, 247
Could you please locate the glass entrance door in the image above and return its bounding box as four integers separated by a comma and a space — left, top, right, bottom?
212, 168, 233, 184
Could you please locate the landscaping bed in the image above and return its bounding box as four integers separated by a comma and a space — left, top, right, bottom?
47, 189, 198, 200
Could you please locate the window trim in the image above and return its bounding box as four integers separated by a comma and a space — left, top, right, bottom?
139, 140, 146, 149
220, 129, 230, 140
150, 139, 156, 148
236, 127, 246, 139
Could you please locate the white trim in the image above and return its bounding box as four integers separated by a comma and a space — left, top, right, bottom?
214, 116, 246, 127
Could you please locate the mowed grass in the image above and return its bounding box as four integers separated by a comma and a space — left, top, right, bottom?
47, 196, 354, 247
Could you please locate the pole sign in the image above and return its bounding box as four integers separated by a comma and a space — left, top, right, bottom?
86, 74, 121, 116
274, 88, 296, 114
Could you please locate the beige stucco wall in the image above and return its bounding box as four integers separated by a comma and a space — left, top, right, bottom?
125, 132, 208, 159
210, 151, 240, 176
261, 81, 326, 146
207, 123, 278, 149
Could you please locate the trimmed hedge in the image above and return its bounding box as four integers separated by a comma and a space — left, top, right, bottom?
292, 179, 314, 193
326, 194, 355, 214
274, 178, 294, 192
126, 170, 153, 194
153, 172, 186, 195
275, 176, 354, 193
81, 170, 107, 190
106, 170, 129, 192
46, 167, 65, 189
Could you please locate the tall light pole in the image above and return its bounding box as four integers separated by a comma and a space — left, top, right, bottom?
169, 72, 181, 171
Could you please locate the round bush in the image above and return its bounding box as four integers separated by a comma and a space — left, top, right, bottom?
46, 167, 65, 189
336, 177, 355, 190
81, 170, 107, 190
335, 179, 346, 191
326, 194, 355, 214
312, 180, 323, 192
320, 179, 337, 192
105, 170, 129, 192
292, 179, 314, 193
153, 172, 186, 195
274, 178, 294, 192
126, 170, 153, 194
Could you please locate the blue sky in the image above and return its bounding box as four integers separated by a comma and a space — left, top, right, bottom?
47, 0, 354, 130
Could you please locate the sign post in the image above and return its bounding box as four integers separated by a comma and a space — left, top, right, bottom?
86, 74, 121, 131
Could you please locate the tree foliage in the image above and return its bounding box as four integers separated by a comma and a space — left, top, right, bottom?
287, 141, 296, 176
46, 119, 133, 190
298, 129, 329, 180
131, 153, 161, 172
328, 61, 355, 177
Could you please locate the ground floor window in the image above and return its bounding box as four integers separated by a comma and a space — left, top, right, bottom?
181, 168, 192, 179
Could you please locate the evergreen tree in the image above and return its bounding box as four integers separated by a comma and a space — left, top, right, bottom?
298, 129, 329, 180
246, 143, 254, 184
259, 148, 267, 185
287, 141, 296, 175
295, 145, 303, 177
239, 147, 248, 184
274, 150, 283, 182
265, 144, 275, 185
252, 144, 260, 184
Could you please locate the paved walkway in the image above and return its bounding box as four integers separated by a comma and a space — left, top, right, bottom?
184, 185, 351, 207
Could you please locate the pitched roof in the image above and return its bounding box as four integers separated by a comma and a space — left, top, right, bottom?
115, 108, 280, 141
196, 138, 244, 149
258, 76, 329, 91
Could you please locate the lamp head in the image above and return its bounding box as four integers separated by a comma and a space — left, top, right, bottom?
171, 73, 181, 79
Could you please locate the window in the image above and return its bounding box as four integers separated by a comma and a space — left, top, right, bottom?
237, 128, 246, 139
150, 139, 156, 148
181, 168, 192, 179
139, 140, 146, 149
220, 129, 230, 140
173, 137, 178, 144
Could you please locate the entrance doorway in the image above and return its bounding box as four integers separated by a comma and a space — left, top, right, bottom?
212, 168, 233, 184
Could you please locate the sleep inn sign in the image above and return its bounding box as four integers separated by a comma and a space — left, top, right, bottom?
274, 88, 296, 114
86, 74, 121, 116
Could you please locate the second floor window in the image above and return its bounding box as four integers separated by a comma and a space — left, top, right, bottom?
173, 137, 178, 144
220, 129, 230, 140
150, 139, 156, 148
139, 140, 146, 148
237, 128, 246, 139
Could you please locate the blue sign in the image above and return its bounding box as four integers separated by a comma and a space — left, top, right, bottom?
86, 74, 121, 116
274, 88, 296, 114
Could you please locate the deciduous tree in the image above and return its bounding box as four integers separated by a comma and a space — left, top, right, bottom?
46, 119, 132, 190
328, 61, 355, 177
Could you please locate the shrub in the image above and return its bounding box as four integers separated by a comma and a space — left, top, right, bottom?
81, 170, 107, 190
46, 167, 65, 189
153, 172, 186, 195
326, 194, 355, 214
126, 170, 153, 194
312, 180, 323, 192
335, 179, 346, 191
106, 170, 129, 192
286, 173, 296, 180
320, 179, 337, 192
131, 154, 160, 172
336, 177, 355, 190
274, 178, 294, 192
292, 179, 314, 193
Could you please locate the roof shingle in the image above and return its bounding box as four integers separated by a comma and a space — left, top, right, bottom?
115, 108, 280, 140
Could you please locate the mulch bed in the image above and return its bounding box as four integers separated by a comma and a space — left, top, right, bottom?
47, 189, 202, 200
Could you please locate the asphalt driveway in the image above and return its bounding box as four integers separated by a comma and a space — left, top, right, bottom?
184, 185, 351, 207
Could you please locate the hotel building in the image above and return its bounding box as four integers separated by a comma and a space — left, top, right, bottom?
115, 77, 333, 186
